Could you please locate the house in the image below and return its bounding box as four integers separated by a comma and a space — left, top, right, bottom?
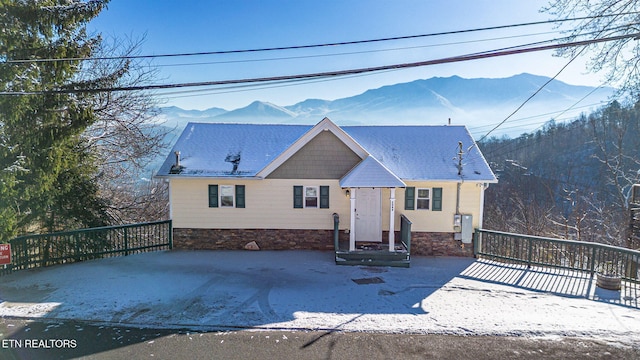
156, 118, 497, 264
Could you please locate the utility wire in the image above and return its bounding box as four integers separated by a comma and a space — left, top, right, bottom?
475, 6, 626, 154
464, 49, 588, 165
159, 69, 402, 99
155, 30, 562, 68
479, 85, 608, 158
2, 32, 637, 95
474, 50, 584, 144
467, 101, 609, 133
3, 12, 638, 64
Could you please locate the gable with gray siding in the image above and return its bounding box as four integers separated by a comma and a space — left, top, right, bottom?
267, 130, 362, 179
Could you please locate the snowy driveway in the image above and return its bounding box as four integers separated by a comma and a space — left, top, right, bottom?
0, 250, 638, 345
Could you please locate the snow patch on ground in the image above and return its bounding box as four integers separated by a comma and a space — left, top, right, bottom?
0, 251, 638, 346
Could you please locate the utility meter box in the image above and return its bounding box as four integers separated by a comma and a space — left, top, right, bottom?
461, 214, 473, 244
453, 214, 462, 233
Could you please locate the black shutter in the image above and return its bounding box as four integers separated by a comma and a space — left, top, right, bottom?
208, 185, 218, 208
320, 186, 330, 208
235, 185, 245, 208
432, 187, 442, 211
405, 187, 415, 210
293, 186, 303, 208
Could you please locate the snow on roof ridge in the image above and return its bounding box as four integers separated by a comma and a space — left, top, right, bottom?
156, 120, 497, 182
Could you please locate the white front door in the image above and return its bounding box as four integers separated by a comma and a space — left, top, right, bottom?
355, 188, 382, 242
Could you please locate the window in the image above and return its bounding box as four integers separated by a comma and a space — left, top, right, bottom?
417, 188, 430, 210
405, 187, 442, 211
220, 185, 235, 207
294, 185, 329, 209
305, 186, 318, 208
208, 185, 245, 208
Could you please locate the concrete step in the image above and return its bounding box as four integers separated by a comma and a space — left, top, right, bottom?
335, 252, 410, 268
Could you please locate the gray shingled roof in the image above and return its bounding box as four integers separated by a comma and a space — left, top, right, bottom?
156, 121, 497, 182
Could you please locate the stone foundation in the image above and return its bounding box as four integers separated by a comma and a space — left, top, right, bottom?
173, 228, 347, 251
174, 228, 474, 257
406, 232, 474, 257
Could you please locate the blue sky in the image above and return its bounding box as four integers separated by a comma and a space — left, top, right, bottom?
87, 0, 602, 110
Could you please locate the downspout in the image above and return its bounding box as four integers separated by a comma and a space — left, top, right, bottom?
168, 179, 173, 220
479, 183, 488, 229
456, 182, 461, 215
389, 188, 396, 252
456, 141, 463, 216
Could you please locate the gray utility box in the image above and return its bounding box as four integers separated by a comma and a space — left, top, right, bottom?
454, 214, 473, 244
461, 214, 473, 243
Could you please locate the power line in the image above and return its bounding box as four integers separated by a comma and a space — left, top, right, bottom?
154, 30, 562, 68
475, 50, 584, 144
479, 91, 608, 159
159, 69, 402, 99
3, 12, 638, 64
472, 18, 630, 142
3, 32, 637, 96
475, 8, 626, 154
467, 101, 609, 133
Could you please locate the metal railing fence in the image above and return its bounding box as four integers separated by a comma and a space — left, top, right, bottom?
474, 229, 640, 282
1, 220, 172, 276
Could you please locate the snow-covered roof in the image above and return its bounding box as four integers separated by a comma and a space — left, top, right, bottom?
157, 123, 310, 177
340, 156, 406, 188
343, 125, 496, 181
156, 119, 497, 182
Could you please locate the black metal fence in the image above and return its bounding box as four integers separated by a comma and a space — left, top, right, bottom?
474, 229, 640, 282
1, 220, 172, 276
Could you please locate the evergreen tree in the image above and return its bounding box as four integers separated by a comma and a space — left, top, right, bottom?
0, 0, 110, 240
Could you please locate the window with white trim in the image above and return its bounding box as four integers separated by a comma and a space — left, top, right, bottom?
220, 185, 235, 207
404, 187, 442, 211
416, 188, 430, 210
304, 186, 319, 208
293, 185, 330, 209
208, 184, 245, 208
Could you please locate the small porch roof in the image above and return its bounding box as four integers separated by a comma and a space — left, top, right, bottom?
339, 156, 406, 188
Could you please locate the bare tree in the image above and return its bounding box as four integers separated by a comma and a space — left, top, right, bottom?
79, 37, 170, 223
588, 101, 640, 246
544, 0, 640, 98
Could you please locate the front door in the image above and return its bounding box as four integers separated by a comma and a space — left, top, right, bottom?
355, 188, 382, 242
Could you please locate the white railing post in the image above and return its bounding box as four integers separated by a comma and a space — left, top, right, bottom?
349, 188, 356, 251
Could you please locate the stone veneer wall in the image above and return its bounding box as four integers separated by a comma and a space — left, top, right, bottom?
174, 228, 474, 257
403, 231, 474, 257
173, 228, 348, 251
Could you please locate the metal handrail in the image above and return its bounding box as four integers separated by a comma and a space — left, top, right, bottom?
332, 213, 340, 252
1, 220, 172, 276
475, 228, 640, 281
400, 214, 412, 255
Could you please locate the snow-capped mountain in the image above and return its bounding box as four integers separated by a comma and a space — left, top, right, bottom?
213, 100, 297, 122
157, 73, 615, 136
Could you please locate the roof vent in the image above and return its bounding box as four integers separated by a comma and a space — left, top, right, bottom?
225, 151, 241, 174
169, 151, 185, 174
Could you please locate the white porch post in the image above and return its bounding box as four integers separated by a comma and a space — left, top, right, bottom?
349, 188, 356, 251
389, 188, 396, 251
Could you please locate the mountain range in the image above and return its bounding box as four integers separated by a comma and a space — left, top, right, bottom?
155, 73, 616, 138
